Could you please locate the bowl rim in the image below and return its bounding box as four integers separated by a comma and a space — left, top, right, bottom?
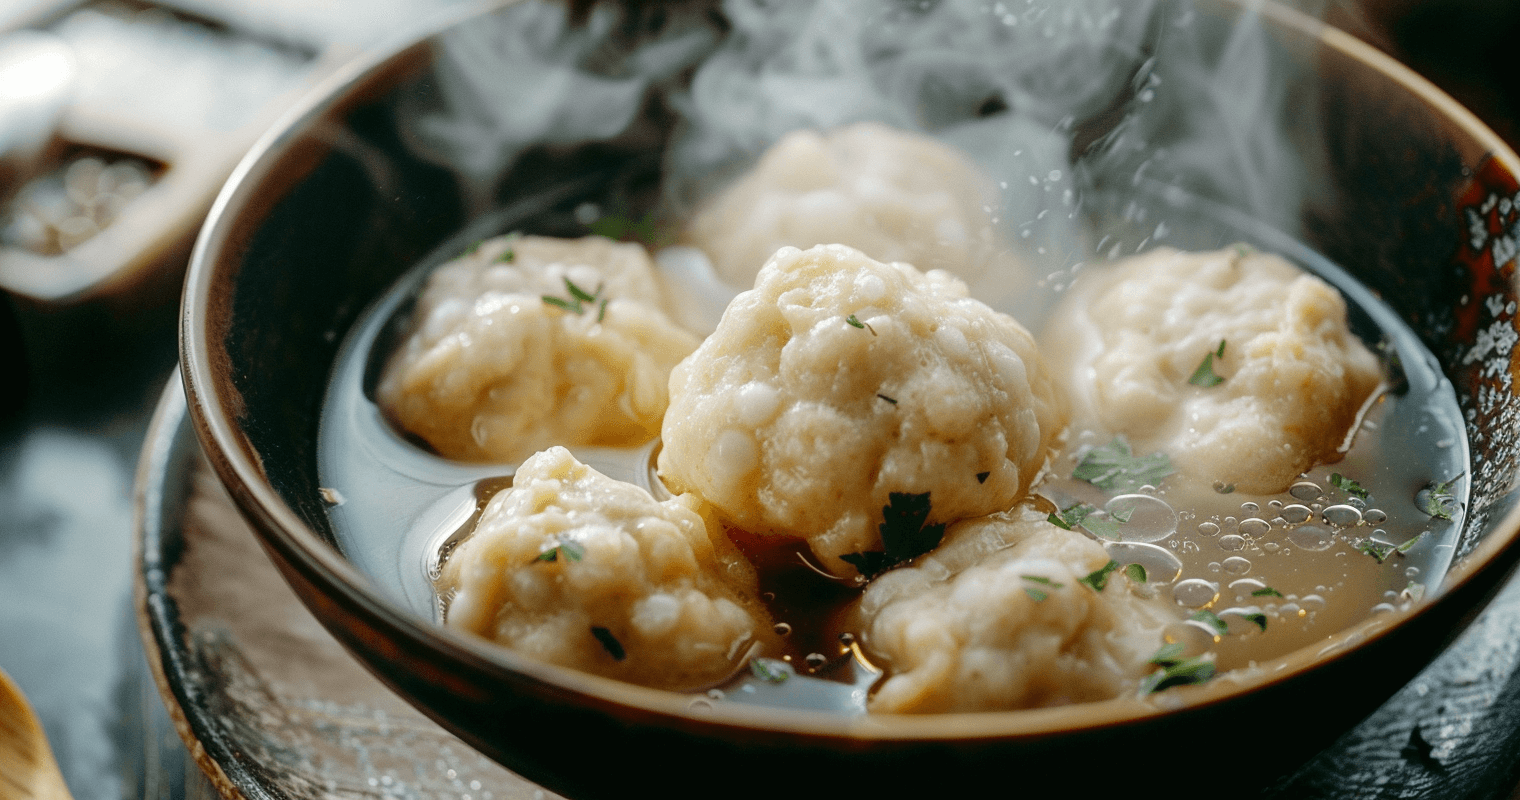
180, 0, 1520, 743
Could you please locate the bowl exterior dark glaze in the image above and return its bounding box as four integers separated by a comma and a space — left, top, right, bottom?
182, 2, 1520, 797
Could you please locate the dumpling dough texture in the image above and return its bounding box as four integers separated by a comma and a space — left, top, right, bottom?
440, 446, 767, 690
378, 235, 700, 463
859, 508, 1179, 713
1042, 247, 1382, 494
659, 244, 1066, 576
684, 122, 1012, 286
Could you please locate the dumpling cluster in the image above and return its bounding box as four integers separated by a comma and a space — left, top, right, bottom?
858, 508, 1179, 713
658, 243, 1066, 577
378, 235, 700, 463
440, 447, 770, 690
1041, 246, 1382, 494
684, 123, 1012, 287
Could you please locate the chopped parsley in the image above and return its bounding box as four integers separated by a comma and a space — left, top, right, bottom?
1397, 532, 1425, 554
1361, 532, 1424, 564
840, 492, 947, 579
1404, 582, 1427, 604
493, 232, 522, 263
1252, 587, 1284, 598
1214, 482, 1237, 495
1073, 436, 1174, 491
1021, 575, 1064, 587
590, 626, 625, 661
1047, 502, 1090, 531
541, 277, 608, 318
1124, 563, 1148, 584
1330, 472, 1368, 499
1024, 587, 1049, 602
1190, 610, 1228, 636
1235, 611, 1268, 632
749, 658, 790, 683
976, 471, 990, 484
846, 314, 877, 335
1188, 340, 1227, 388
1149, 643, 1185, 664
1418, 473, 1463, 520
877, 393, 898, 405
1078, 560, 1121, 592
1048, 501, 1129, 540
1139, 644, 1216, 695
465, 239, 484, 255
535, 540, 585, 563
1357, 540, 1393, 563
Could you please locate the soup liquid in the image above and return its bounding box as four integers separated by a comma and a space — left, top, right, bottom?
317, 195, 1468, 702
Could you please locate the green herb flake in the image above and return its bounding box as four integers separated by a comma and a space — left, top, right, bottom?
846, 314, 865, 329
534, 540, 584, 564
1396, 532, 1426, 555
1072, 436, 1175, 491
1418, 473, 1463, 521
1357, 540, 1393, 563
877, 393, 898, 405
1252, 587, 1284, 598
840, 492, 947, 579
465, 239, 484, 255
542, 295, 580, 313
749, 658, 789, 683
1404, 582, 1427, 604
1214, 482, 1236, 495
1190, 610, 1228, 636
1082, 514, 1124, 541
1237, 612, 1268, 632
1021, 575, 1064, 588
1188, 341, 1228, 388
1079, 560, 1122, 592
542, 278, 609, 318
566, 278, 598, 304
1149, 642, 1185, 665
1048, 502, 1094, 532
1124, 563, 1148, 584
1024, 587, 1049, 602
590, 626, 626, 661
1330, 472, 1369, 499
1140, 644, 1216, 695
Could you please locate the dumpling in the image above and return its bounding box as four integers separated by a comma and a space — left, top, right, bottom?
684, 122, 1013, 286
440, 446, 770, 690
658, 243, 1066, 577
1041, 246, 1383, 494
859, 507, 1179, 713
378, 235, 700, 463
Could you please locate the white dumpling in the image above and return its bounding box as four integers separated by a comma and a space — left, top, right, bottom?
1041, 246, 1383, 494
684, 122, 1015, 286
440, 446, 769, 690
378, 235, 700, 463
658, 243, 1066, 577
859, 508, 1179, 713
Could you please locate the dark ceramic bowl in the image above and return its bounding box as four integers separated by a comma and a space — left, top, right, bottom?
181, 1, 1520, 796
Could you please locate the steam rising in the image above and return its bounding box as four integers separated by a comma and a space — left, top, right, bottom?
404, 0, 1326, 325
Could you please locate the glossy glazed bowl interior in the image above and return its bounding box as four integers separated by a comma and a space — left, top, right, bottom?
182, 0, 1520, 796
